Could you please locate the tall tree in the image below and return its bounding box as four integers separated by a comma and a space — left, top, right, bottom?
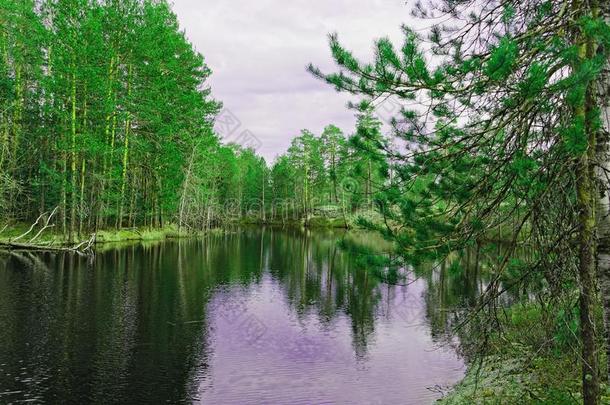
320, 124, 345, 204
310, 0, 610, 402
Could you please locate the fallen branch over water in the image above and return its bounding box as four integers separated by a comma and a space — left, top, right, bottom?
0, 209, 96, 254
0, 234, 96, 254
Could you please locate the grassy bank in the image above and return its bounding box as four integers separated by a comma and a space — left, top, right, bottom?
0, 224, 196, 246
94, 226, 195, 243
0, 213, 377, 248
439, 302, 610, 404
240, 216, 349, 228
239, 208, 385, 229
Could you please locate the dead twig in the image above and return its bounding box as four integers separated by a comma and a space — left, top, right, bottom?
12, 212, 46, 242
29, 206, 59, 243
72, 233, 96, 252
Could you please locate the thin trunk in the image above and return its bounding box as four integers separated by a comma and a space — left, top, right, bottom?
79, 158, 86, 236
104, 95, 118, 228
99, 55, 116, 228
576, 11, 600, 401
179, 142, 198, 232
578, 156, 600, 405
261, 170, 266, 222
69, 61, 77, 242
78, 88, 88, 236
153, 195, 158, 228
367, 160, 372, 209
304, 164, 309, 224
128, 176, 136, 228
11, 63, 22, 173
331, 149, 338, 203
117, 63, 133, 229
597, 0, 610, 387
341, 189, 348, 228
61, 151, 67, 236
0, 32, 9, 177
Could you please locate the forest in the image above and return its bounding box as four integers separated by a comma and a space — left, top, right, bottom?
0, 0, 389, 239
3, 0, 610, 403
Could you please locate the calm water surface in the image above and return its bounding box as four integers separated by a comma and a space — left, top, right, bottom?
0, 228, 465, 404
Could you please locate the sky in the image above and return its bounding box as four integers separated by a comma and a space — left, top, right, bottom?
171, 0, 416, 162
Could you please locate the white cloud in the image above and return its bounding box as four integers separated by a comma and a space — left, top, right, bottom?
171, 0, 417, 161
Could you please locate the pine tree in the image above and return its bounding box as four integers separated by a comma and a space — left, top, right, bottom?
310, 0, 610, 401
320, 124, 346, 204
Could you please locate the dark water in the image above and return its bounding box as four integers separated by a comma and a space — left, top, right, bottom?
0, 228, 465, 404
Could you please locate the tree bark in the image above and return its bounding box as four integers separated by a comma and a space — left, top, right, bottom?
597, 0, 610, 387
577, 6, 600, 399
69, 60, 77, 242
79, 88, 88, 237
98, 55, 116, 229
117, 63, 133, 229
179, 141, 198, 232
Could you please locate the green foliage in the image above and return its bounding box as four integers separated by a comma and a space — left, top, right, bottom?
310, 1, 610, 401
485, 38, 519, 81
0, 0, 225, 234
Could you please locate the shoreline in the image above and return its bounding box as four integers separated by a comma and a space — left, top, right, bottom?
0, 219, 360, 249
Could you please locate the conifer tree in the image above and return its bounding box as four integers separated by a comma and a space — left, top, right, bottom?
320, 124, 346, 203
310, 0, 610, 401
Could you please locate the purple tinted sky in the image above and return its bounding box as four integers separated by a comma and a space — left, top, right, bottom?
171, 0, 416, 162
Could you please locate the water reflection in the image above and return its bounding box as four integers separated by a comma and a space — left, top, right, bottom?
419, 243, 536, 354
0, 228, 464, 404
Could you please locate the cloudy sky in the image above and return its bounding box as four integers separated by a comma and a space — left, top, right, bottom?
172, 0, 415, 161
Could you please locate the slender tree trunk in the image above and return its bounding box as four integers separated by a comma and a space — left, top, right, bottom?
597, 0, 610, 387
69, 61, 77, 242
261, 170, 266, 222
578, 157, 600, 405
179, 142, 197, 232
0, 32, 10, 182
98, 55, 116, 229
79, 89, 88, 236
154, 195, 159, 228
128, 174, 137, 228
0, 31, 11, 186
117, 63, 133, 229
61, 151, 67, 236
367, 160, 372, 210
331, 150, 338, 203
576, 9, 600, 401
11, 63, 23, 174
79, 158, 86, 236
304, 164, 309, 224
104, 95, 118, 228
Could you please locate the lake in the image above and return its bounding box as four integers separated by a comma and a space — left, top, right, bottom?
0, 228, 465, 404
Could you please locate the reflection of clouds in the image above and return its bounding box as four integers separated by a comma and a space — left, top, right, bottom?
211, 298, 247, 324
239, 315, 268, 345
273, 333, 352, 366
